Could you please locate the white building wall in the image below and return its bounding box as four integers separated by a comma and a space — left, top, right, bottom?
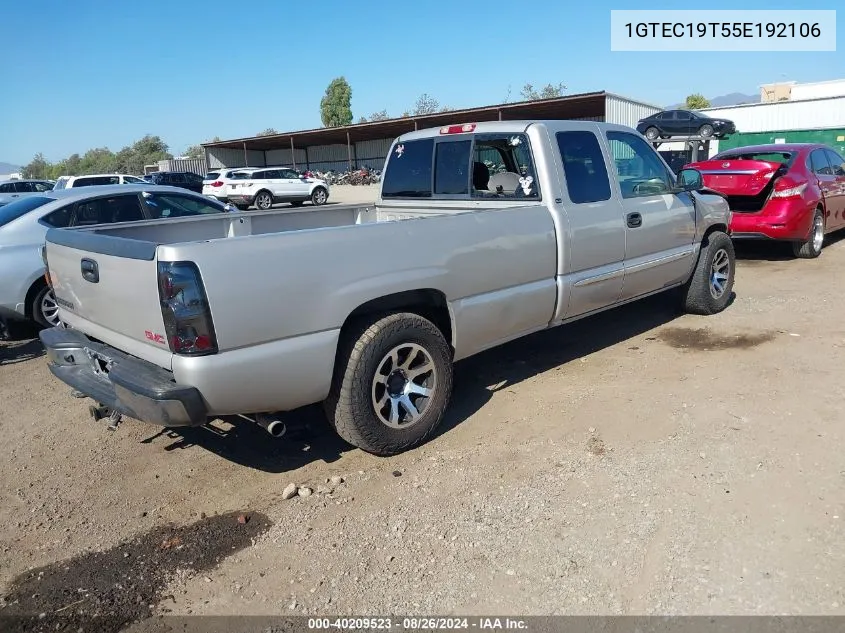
700, 96, 845, 133
791, 79, 845, 101
605, 93, 662, 128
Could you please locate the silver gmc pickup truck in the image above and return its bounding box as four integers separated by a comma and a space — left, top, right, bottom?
39, 120, 735, 456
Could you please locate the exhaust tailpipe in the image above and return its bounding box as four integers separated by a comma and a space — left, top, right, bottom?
255, 413, 286, 438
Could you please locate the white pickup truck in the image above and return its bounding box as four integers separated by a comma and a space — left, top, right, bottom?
39, 120, 735, 456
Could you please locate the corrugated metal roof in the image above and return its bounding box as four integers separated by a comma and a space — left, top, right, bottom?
201, 91, 659, 152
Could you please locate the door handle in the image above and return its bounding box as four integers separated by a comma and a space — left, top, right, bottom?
81, 258, 99, 283
627, 212, 643, 228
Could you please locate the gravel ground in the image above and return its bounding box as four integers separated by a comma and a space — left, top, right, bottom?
2, 236, 845, 625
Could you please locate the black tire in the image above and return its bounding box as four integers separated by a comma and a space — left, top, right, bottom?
32, 284, 60, 328
290, 201, 304, 207
235, 204, 249, 211
324, 312, 453, 456
680, 231, 735, 315
311, 187, 328, 206
699, 124, 714, 138
644, 126, 659, 141
792, 208, 824, 259
254, 190, 273, 210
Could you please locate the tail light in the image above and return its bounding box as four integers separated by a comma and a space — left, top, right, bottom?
771, 181, 807, 199
211, 181, 224, 187
157, 261, 218, 355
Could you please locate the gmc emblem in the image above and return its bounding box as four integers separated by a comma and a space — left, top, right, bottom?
144, 330, 166, 345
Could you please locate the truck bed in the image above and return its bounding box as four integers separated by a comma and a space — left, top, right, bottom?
69, 203, 457, 245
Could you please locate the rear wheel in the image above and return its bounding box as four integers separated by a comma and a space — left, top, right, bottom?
255, 191, 273, 210
644, 126, 659, 141
699, 124, 714, 138
680, 231, 735, 315
324, 312, 453, 456
32, 285, 61, 328
792, 208, 824, 259
311, 187, 328, 206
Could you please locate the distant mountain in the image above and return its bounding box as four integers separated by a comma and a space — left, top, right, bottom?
668, 92, 760, 109
0, 162, 22, 174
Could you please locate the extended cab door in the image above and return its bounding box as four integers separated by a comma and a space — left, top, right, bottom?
555, 129, 625, 317
604, 130, 696, 301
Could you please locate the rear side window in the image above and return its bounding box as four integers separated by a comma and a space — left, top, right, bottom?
33, 181, 54, 192
42, 206, 72, 228
824, 149, 845, 176
809, 150, 832, 175
73, 176, 118, 187
381, 138, 434, 198
141, 193, 225, 218
556, 131, 611, 204
73, 195, 144, 225
434, 140, 471, 195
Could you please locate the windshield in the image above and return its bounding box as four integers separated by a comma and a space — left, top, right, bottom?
715, 150, 795, 166
0, 196, 54, 227
204, 172, 220, 180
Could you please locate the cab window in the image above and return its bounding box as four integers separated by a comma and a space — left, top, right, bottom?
606, 131, 673, 198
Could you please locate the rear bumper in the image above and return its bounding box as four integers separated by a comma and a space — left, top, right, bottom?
39, 327, 208, 427
729, 200, 815, 241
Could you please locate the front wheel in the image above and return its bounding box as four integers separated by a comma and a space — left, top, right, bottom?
324, 312, 453, 456
32, 285, 61, 328
792, 208, 824, 259
644, 126, 659, 141
680, 231, 735, 315
311, 187, 328, 206
699, 124, 714, 138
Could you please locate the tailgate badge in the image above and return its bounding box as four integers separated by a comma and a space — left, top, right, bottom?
145, 330, 166, 345
722, 162, 730, 168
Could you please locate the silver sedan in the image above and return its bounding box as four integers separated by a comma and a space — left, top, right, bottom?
0, 184, 232, 327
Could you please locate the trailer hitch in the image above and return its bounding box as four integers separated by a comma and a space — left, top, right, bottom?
88, 404, 123, 430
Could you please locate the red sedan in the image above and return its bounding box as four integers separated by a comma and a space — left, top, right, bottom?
685, 143, 845, 258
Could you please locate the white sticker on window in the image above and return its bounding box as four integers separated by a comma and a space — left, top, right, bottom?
509, 136, 522, 146
395, 144, 405, 158
519, 176, 534, 195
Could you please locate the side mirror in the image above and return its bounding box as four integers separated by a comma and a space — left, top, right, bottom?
677, 168, 703, 192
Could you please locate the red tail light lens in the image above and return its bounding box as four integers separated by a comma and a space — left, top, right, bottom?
211, 181, 224, 187
157, 261, 218, 355
439, 123, 476, 135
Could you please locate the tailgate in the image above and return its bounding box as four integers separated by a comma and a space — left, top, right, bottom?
687, 159, 783, 196
45, 228, 173, 370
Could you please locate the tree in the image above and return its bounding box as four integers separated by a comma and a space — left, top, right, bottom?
320, 77, 353, 127
358, 116, 368, 124
683, 93, 711, 109
520, 82, 566, 100
412, 93, 440, 116
23, 153, 50, 179
184, 137, 221, 159
368, 110, 390, 121
257, 128, 279, 136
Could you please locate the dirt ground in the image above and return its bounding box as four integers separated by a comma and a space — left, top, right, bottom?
2, 234, 845, 625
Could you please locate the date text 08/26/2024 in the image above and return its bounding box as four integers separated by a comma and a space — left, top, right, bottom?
307, 617, 528, 630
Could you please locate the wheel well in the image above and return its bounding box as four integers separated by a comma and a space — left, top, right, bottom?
702, 223, 728, 243
341, 289, 453, 350
25, 277, 47, 319
256, 189, 273, 200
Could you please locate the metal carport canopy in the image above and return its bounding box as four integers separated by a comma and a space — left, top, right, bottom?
201, 90, 611, 154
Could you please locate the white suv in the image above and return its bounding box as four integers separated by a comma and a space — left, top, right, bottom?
202, 167, 260, 202
226, 167, 329, 210
53, 174, 146, 189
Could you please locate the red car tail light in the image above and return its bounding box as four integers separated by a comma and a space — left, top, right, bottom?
211, 180, 224, 187
157, 261, 218, 356
771, 180, 808, 199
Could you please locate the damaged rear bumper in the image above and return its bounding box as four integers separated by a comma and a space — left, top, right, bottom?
39, 327, 208, 427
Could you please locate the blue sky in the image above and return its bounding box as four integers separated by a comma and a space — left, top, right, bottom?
0, 0, 842, 166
